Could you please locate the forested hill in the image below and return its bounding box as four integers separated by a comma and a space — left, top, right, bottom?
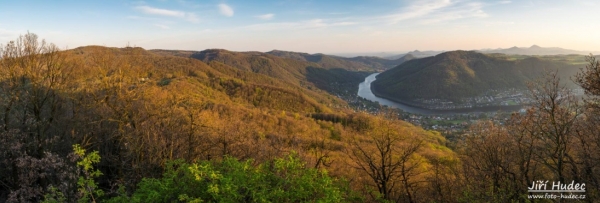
265, 50, 410, 71
72, 46, 348, 113
372, 50, 582, 102
1, 34, 458, 202
151, 48, 385, 98
150, 49, 415, 93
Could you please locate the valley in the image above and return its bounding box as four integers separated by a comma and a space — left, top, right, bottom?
1, 33, 599, 203
4, 0, 600, 201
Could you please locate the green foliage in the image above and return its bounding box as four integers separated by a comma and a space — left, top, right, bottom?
158, 78, 172, 86
40, 145, 103, 203
42, 186, 67, 203
109, 154, 344, 203
73, 144, 104, 203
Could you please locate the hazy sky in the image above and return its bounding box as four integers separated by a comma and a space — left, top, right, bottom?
1, 0, 599, 54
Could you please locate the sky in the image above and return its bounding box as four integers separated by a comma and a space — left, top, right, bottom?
1, 0, 599, 54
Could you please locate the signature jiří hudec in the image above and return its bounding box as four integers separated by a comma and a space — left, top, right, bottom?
528, 180, 586, 192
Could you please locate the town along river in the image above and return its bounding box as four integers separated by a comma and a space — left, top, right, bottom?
357, 73, 524, 115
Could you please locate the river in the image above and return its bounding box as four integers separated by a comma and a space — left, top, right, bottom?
357, 73, 524, 115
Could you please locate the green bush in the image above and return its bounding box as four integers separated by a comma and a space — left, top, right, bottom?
108, 153, 345, 203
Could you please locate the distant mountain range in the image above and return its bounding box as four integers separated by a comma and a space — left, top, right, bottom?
478, 45, 592, 55
379, 45, 593, 60
384, 50, 444, 60
372, 51, 583, 103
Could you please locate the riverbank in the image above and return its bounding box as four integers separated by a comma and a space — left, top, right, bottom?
371, 86, 524, 113
358, 73, 524, 115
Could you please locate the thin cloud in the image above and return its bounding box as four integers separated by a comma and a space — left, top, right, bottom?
499, 0, 512, 4
256, 13, 274, 20
227, 0, 489, 32
418, 2, 488, 24
135, 5, 185, 17
185, 13, 200, 23
218, 4, 234, 17
154, 24, 170, 29
244, 19, 356, 31
381, 0, 488, 25
386, 0, 453, 24
133, 5, 200, 23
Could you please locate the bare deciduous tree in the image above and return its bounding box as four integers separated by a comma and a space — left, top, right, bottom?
349, 111, 423, 202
